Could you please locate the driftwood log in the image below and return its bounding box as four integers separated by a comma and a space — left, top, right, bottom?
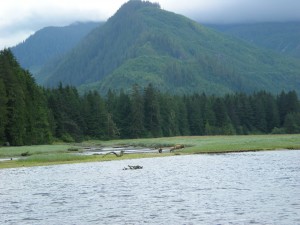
21, 151, 30, 156
123, 165, 143, 170
103, 150, 124, 157
170, 144, 184, 152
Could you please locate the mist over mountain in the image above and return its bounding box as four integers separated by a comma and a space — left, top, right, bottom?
11, 22, 101, 75
13, 1, 300, 95
208, 22, 300, 59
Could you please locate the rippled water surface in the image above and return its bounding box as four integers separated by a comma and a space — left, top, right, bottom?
1, 150, 300, 224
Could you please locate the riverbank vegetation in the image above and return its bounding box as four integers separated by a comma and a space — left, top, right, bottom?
1, 134, 299, 169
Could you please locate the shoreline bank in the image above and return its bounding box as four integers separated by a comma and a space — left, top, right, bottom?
1, 134, 300, 169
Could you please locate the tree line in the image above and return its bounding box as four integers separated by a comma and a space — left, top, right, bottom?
41, 84, 300, 142
1, 49, 300, 146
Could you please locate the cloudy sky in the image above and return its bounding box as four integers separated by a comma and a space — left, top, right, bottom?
1, 0, 299, 49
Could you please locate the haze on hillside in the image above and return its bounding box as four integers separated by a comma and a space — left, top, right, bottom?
1, 0, 300, 49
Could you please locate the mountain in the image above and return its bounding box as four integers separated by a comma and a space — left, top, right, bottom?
38, 0, 300, 95
208, 22, 300, 59
11, 21, 101, 75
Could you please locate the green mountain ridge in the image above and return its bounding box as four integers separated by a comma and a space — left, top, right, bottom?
38, 0, 300, 95
11, 22, 101, 75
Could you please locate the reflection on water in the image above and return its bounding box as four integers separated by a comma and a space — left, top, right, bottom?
0, 150, 300, 224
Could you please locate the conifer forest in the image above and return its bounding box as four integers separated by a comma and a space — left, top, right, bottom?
1, 49, 300, 146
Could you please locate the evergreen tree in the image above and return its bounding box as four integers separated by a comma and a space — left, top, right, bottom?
252, 93, 267, 132
177, 97, 190, 136
105, 113, 119, 139
186, 95, 205, 135
251, 91, 279, 133
47, 91, 63, 138
0, 49, 26, 145
277, 91, 300, 126
105, 89, 119, 137
264, 93, 279, 132
236, 93, 254, 134
159, 94, 179, 137
284, 112, 300, 133
224, 94, 240, 132
116, 91, 132, 138
23, 73, 52, 144
0, 78, 8, 144
0, 49, 52, 145
202, 95, 216, 135
143, 84, 162, 137
83, 91, 107, 139
212, 98, 230, 129
129, 84, 145, 138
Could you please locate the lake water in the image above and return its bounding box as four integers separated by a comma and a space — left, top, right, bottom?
0, 150, 299, 225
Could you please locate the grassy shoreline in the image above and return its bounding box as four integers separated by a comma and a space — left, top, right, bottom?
1, 134, 300, 169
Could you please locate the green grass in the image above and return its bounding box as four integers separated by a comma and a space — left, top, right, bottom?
0, 145, 74, 158
1, 134, 299, 169
83, 134, 300, 153
18, 153, 91, 163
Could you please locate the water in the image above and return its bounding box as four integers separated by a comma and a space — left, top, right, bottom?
79, 146, 168, 155
0, 150, 299, 224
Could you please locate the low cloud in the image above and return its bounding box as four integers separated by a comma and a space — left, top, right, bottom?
1, 0, 300, 49
0, 0, 122, 49
163, 0, 300, 23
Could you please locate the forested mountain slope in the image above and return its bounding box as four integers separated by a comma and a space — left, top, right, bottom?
11, 22, 101, 76
38, 1, 300, 95
208, 22, 300, 59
